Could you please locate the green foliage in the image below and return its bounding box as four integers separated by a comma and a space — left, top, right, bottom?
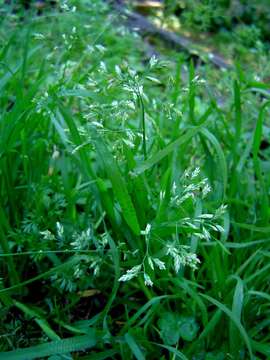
165, 0, 270, 43
158, 312, 199, 345
0, 0, 270, 359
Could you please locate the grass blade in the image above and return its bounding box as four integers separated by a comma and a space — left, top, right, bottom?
0, 333, 96, 360
124, 332, 145, 360
200, 128, 227, 198
229, 277, 244, 357
134, 126, 203, 176
92, 128, 141, 236
201, 293, 253, 359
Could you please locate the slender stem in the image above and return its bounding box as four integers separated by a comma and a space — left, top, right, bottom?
138, 276, 153, 301
138, 93, 147, 160
0, 228, 20, 286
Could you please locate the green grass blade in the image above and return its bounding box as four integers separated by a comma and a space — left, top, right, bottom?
229, 277, 244, 357
198, 309, 222, 341
251, 340, 270, 358
200, 128, 227, 198
248, 290, 270, 302
252, 102, 270, 221
188, 60, 196, 125
134, 126, 203, 176
92, 128, 141, 236
124, 332, 145, 360
0, 333, 96, 360
201, 293, 253, 359
0, 256, 80, 295
78, 349, 118, 360
153, 343, 188, 360
13, 300, 60, 341
233, 80, 242, 162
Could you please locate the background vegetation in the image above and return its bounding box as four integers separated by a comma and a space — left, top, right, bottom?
0, 0, 269, 359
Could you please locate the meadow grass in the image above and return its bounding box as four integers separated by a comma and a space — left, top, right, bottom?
0, 1, 270, 359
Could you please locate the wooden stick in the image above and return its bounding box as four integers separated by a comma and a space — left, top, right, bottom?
108, 0, 232, 70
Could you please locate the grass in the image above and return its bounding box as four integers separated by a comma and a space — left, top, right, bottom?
0, 1, 270, 359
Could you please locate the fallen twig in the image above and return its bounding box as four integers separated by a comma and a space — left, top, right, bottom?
108, 0, 232, 70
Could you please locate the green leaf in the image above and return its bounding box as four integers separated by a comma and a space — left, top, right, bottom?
0, 256, 81, 295
120, 295, 168, 334
92, 128, 141, 236
153, 343, 188, 360
178, 316, 199, 342
233, 80, 242, 157
124, 332, 145, 360
200, 128, 227, 198
133, 126, 203, 176
158, 312, 198, 345
158, 312, 182, 345
200, 294, 253, 359
252, 101, 270, 221
229, 277, 244, 357
0, 333, 96, 360
251, 340, 270, 358
78, 349, 118, 360
205, 351, 225, 360
13, 300, 60, 341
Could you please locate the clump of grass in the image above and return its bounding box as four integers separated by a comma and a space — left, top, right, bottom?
0, 1, 270, 359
